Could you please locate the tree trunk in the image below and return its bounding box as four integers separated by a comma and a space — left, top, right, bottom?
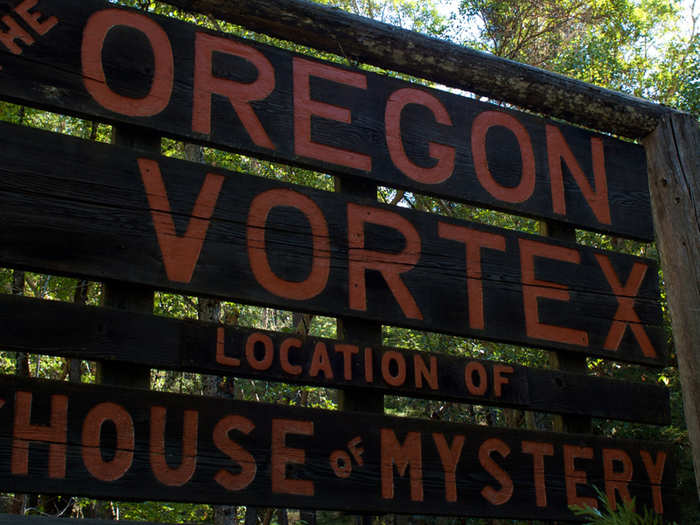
644, 113, 700, 501
160, 0, 678, 139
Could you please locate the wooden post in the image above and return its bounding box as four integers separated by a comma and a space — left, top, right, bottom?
336, 176, 383, 525
644, 113, 700, 501
96, 124, 159, 388
540, 221, 592, 435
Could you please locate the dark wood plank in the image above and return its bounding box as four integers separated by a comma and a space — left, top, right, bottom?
0, 120, 666, 364
0, 375, 677, 521
160, 0, 677, 140
0, 294, 671, 425
0, 0, 652, 240
0, 516, 174, 525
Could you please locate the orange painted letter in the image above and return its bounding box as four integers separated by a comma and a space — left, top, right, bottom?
193, 32, 275, 149
213, 415, 257, 491
150, 406, 198, 486
247, 189, 330, 300
12, 392, 67, 478
433, 433, 464, 502
271, 419, 314, 496
380, 429, 424, 501
139, 159, 224, 284
348, 203, 422, 320
414, 354, 438, 390
594, 254, 656, 358
386, 88, 455, 184
520, 238, 589, 346
563, 445, 597, 509
472, 111, 536, 203
603, 448, 633, 511
522, 441, 554, 508
640, 450, 667, 514
82, 402, 135, 481
15, 0, 57, 35
82, 10, 173, 116
479, 438, 513, 505
438, 222, 506, 330
0, 14, 34, 54
293, 57, 370, 171
547, 125, 611, 224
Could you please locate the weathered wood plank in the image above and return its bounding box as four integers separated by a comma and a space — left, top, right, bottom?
0, 375, 677, 521
157, 0, 680, 140
0, 294, 670, 425
644, 113, 700, 500
0, 516, 173, 525
0, 0, 653, 239
0, 120, 666, 364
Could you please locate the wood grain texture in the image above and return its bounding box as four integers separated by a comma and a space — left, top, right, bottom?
0, 294, 670, 425
0, 375, 677, 521
644, 113, 700, 500
157, 0, 682, 140
0, 120, 666, 364
0, 516, 171, 525
0, 0, 653, 239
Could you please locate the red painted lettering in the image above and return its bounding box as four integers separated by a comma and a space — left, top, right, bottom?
216, 326, 240, 367
213, 415, 256, 491
595, 254, 656, 358
640, 450, 667, 514
347, 203, 422, 320
433, 433, 464, 502
150, 406, 198, 486
139, 158, 224, 284
414, 354, 438, 390
309, 342, 334, 379
380, 429, 423, 501
381, 350, 407, 387
364, 347, 374, 383
247, 189, 330, 300
280, 337, 303, 376
271, 419, 314, 496
385, 88, 455, 184
192, 32, 275, 149
493, 365, 513, 397
563, 445, 597, 509
547, 125, 611, 224
465, 361, 488, 396
12, 392, 67, 478
335, 344, 359, 381
520, 239, 589, 346
82, 402, 134, 482
479, 438, 513, 505
0, 14, 34, 54
472, 111, 536, 203
293, 57, 370, 171
14, 0, 57, 35
603, 448, 633, 511
82, 10, 173, 116
245, 332, 274, 371
438, 223, 506, 329
522, 441, 554, 508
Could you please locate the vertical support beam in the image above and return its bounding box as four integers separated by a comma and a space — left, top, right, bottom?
336, 176, 383, 525
539, 221, 592, 435
644, 113, 700, 501
96, 125, 160, 389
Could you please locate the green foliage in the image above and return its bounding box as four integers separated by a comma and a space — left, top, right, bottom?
570, 488, 675, 525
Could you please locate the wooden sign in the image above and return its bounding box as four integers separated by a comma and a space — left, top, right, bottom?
0, 120, 665, 365
0, 375, 676, 521
0, 294, 670, 425
0, 0, 653, 240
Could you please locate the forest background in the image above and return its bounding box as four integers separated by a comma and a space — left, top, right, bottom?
0, 0, 698, 523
